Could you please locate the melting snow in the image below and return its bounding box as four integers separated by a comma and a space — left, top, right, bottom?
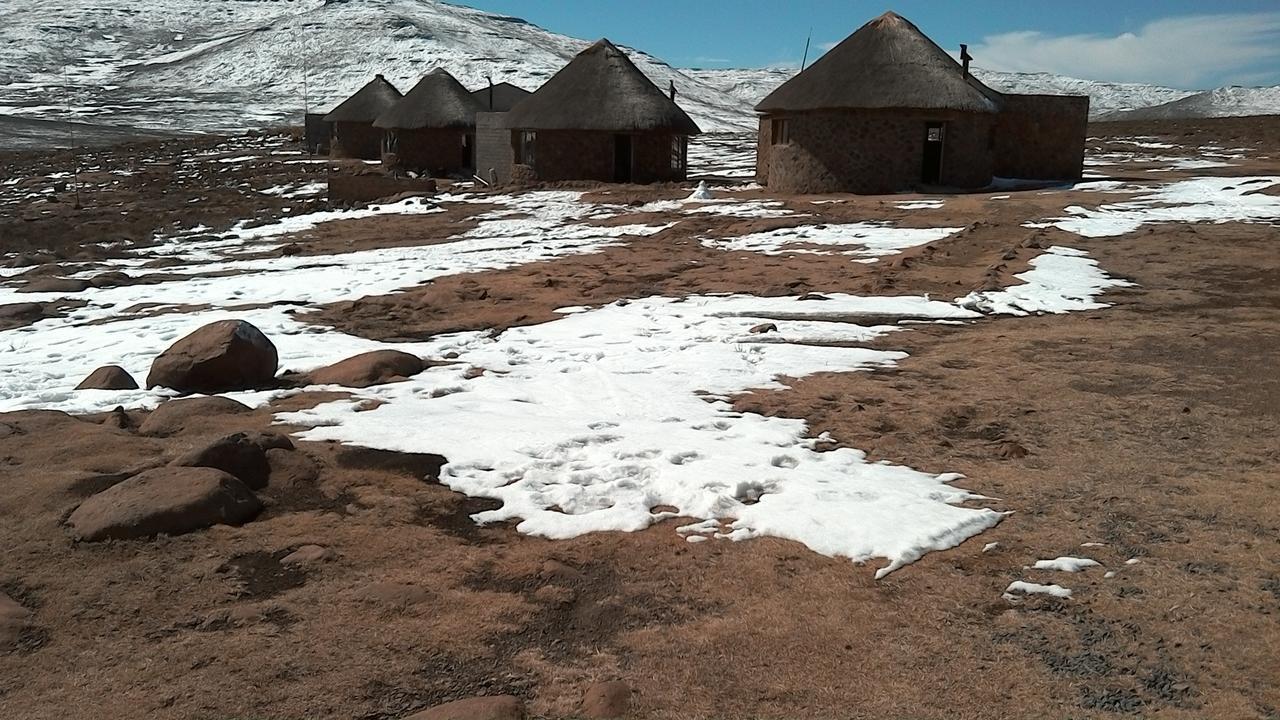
1005, 581, 1073, 599
701, 223, 961, 260
1032, 556, 1102, 572
958, 246, 1134, 315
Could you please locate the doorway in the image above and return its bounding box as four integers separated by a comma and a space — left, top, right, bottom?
921, 122, 945, 184
613, 134, 633, 183
462, 133, 474, 169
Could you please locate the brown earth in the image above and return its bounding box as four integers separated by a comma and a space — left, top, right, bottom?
1, 118, 1278, 719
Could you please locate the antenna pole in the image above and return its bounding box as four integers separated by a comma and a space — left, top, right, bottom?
63, 65, 80, 210
801, 28, 813, 71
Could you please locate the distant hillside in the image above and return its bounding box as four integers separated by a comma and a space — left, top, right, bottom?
1096, 86, 1280, 121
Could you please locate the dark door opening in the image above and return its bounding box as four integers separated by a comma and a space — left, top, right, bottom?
463, 133, 474, 169
613, 134, 633, 183
922, 122, 944, 184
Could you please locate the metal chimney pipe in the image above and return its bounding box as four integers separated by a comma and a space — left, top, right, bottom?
960, 44, 972, 76
486, 75, 494, 110
669, 80, 676, 101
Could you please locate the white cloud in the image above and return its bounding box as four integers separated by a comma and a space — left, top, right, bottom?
967, 12, 1280, 89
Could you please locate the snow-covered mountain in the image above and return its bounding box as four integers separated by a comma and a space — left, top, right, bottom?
0, 0, 1274, 141
1096, 86, 1280, 121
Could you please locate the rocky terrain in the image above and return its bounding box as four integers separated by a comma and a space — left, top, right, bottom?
0, 117, 1279, 718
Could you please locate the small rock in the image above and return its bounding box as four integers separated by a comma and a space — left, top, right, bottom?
66, 466, 261, 541
279, 243, 304, 257
74, 365, 139, 390
404, 695, 525, 720
0, 302, 44, 322
997, 441, 1029, 459
17, 277, 91, 293
266, 447, 319, 487
356, 582, 432, 608
147, 319, 278, 394
170, 432, 271, 489
463, 367, 485, 379
1001, 249, 1018, 261
797, 293, 830, 301
88, 271, 133, 288
581, 681, 633, 719
103, 405, 136, 430
0, 592, 31, 651
281, 544, 334, 565
748, 323, 777, 334
138, 396, 252, 437
306, 350, 425, 388
5, 252, 54, 268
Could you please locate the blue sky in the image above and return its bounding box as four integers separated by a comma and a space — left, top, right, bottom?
461, 1, 1280, 89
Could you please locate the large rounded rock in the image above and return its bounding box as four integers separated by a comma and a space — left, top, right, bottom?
307, 350, 425, 388
17, 277, 90, 293
581, 681, 633, 719
146, 320, 278, 394
404, 696, 524, 720
75, 365, 139, 391
138, 396, 251, 437
0, 592, 31, 651
66, 466, 261, 541
170, 432, 272, 489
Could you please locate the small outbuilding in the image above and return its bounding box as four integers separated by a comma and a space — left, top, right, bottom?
471, 82, 532, 112
476, 39, 701, 185
374, 68, 485, 176
323, 75, 402, 160
755, 11, 1088, 194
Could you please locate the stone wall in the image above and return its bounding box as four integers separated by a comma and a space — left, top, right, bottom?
757, 109, 995, 194
486, 130, 689, 185
994, 94, 1089, 181
330, 122, 382, 161
475, 112, 514, 186
304, 114, 331, 156
387, 128, 474, 177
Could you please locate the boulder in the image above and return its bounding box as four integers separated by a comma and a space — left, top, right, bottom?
265, 447, 319, 488
0, 592, 31, 651
581, 681, 633, 719
88, 271, 134, 288
0, 302, 44, 322
138, 396, 251, 437
17, 277, 91, 294
66, 466, 261, 541
170, 432, 271, 489
146, 319, 278, 393
748, 323, 777, 334
404, 695, 524, 720
75, 365, 139, 391
306, 350, 424, 388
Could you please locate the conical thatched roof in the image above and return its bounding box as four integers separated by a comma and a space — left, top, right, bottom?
324, 75, 403, 123
504, 39, 700, 134
374, 69, 485, 129
471, 82, 532, 112
756, 12, 1000, 114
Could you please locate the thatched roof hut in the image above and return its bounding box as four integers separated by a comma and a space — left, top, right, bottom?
324, 75, 403, 123
471, 82, 532, 112
504, 39, 700, 134
756, 12, 999, 114
373, 69, 484, 130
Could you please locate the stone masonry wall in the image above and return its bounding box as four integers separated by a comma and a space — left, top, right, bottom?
388, 128, 474, 177
994, 94, 1089, 181
758, 109, 995, 194
516, 131, 690, 184
475, 112, 513, 185
330, 122, 382, 161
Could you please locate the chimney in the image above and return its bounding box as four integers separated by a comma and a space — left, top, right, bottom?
669, 80, 676, 101
486, 75, 494, 111
960, 44, 972, 76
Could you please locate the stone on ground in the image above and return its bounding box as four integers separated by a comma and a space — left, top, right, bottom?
281, 545, 334, 565
581, 681, 633, 719
0, 592, 31, 651
170, 432, 272, 489
265, 447, 319, 488
404, 695, 524, 720
66, 466, 262, 541
74, 365, 139, 390
146, 319, 278, 393
306, 349, 425, 388
17, 277, 90, 293
138, 396, 252, 437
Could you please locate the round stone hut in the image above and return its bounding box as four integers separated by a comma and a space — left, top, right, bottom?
374, 69, 485, 176
323, 75, 402, 161
755, 12, 1003, 194
489, 39, 701, 184
471, 81, 531, 112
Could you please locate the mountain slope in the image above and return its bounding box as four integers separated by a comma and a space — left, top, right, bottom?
1096, 86, 1280, 121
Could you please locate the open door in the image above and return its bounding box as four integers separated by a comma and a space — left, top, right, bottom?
922, 122, 944, 184
613, 134, 633, 183
463, 133, 474, 169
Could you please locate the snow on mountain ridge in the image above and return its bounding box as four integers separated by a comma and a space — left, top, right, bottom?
0, 0, 1273, 138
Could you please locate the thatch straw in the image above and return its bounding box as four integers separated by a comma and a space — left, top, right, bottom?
756, 12, 1000, 114
374, 69, 485, 129
504, 39, 701, 134
471, 82, 533, 112
324, 75, 403, 123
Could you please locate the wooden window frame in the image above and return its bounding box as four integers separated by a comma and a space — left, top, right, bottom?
771, 117, 790, 145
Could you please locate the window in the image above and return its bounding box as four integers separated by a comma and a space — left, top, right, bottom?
517, 130, 536, 166
926, 124, 944, 142
670, 136, 686, 171
383, 130, 398, 154
771, 118, 790, 145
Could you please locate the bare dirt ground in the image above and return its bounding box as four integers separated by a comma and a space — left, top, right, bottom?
1, 117, 1279, 719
